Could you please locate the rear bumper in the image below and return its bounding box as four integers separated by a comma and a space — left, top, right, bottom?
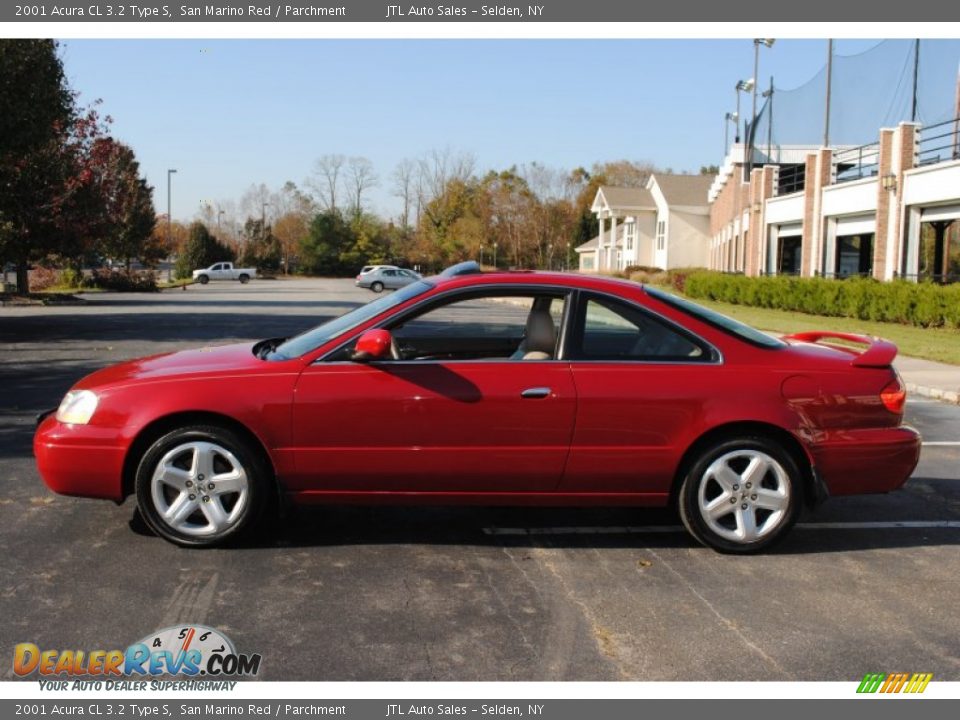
808, 425, 921, 496
33, 416, 127, 502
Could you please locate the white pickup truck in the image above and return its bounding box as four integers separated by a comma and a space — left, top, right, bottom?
192, 262, 257, 284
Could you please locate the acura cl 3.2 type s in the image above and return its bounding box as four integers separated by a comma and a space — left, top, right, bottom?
34, 262, 921, 553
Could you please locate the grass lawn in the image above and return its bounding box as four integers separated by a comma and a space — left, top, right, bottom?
690, 296, 960, 366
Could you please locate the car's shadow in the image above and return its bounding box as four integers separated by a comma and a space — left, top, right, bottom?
127, 493, 960, 556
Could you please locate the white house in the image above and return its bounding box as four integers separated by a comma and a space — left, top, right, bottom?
577, 174, 713, 272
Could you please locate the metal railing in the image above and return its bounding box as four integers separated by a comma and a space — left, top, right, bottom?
776, 164, 805, 196
916, 116, 960, 167
894, 271, 960, 284
833, 142, 881, 184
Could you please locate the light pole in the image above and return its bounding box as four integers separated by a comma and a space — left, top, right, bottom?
479, 244, 484, 267
749, 39, 775, 174
167, 169, 177, 280
493, 241, 498, 269
724, 111, 738, 160
735, 79, 755, 183
217, 208, 225, 231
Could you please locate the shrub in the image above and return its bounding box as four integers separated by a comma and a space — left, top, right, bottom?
88, 269, 158, 292
680, 270, 960, 329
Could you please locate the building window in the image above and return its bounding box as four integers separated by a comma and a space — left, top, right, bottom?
581, 256, 594, 270
836, 234, 874, 278
656, 220, 666, 251
625, 222, 635, 250
778, 237, 802, 275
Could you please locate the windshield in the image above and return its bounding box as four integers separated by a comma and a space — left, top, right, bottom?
269, 280, 433, 360
646, 286, 786, 349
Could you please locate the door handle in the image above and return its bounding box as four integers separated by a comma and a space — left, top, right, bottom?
520, 387, 552, 399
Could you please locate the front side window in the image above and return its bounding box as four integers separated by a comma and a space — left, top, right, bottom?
270, 280, 434, 359
572, 295, 709, 362
330, 291, 568, 362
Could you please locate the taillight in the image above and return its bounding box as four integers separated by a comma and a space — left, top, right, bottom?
880, 378, 906, 414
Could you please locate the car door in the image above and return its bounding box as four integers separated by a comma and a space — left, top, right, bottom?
208, 263, 225, 280
288, 289, 577, 494
562, 292, 720, 495
380, 268, 400, 289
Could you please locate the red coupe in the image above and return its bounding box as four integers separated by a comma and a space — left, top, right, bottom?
34, 262, 921, 553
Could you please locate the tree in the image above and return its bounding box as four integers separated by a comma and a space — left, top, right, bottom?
298, 210, 354, 276
391, 158, 416, 229
174, 222, 234, 279
0, 40, 79, 292
89, 138, 156, 268
700, 165, 720, 175
346, 156, 378, 218
308, 154, 346, 212
239, 218, 281, 271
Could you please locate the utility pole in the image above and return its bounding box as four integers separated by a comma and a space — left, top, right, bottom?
911, 39, 920, 122
824, 39, 834, 147
763, 77, 775, 161
167, 169, 177, 281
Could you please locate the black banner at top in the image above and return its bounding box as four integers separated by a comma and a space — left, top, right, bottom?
4, 0, 958, 22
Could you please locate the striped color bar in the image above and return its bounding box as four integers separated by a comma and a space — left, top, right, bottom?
857, 672, 933, 694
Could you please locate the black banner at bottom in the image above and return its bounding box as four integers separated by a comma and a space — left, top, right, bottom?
2, 699, 958, 720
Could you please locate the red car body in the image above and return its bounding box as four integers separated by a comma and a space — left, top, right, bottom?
34, 269, 921, 550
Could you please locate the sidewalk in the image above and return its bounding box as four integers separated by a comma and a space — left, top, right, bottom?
896, 356, 960, 404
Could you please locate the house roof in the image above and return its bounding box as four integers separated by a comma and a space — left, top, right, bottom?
649, 174, 713, 207
575, 235, 599, 252
593, 186, 656, 212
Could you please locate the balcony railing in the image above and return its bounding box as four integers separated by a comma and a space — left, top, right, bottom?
833, 142, 881, 184
776, 164, 805, 195
917, 116, 960, 167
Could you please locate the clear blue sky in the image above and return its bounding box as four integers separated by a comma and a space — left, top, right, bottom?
57, 39, 953, 222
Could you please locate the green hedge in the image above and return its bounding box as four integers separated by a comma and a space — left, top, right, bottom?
682, 271, 960, 329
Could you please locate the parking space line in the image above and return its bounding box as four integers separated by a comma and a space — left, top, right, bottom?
921, 441, 960, 446
482, 520, 960, 536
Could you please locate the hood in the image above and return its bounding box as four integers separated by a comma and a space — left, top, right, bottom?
75, 342, 264, 390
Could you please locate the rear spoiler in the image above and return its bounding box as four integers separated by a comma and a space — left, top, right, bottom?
782, 331, 898, 368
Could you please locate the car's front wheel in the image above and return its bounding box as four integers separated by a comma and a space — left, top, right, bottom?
678, 436, 802, 554
134, 425, 268, 547
197, 274, 209, 284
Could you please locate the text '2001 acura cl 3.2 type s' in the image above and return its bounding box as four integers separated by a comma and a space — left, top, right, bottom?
34, 262, 921, 553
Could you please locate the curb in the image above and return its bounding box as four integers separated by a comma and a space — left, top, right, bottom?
905, 382, 960, 405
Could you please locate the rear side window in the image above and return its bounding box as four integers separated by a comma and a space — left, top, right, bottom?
646, 287, 786, 349
572, 295, 711, 362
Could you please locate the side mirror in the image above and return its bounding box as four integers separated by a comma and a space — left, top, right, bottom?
352, 328, 392, 362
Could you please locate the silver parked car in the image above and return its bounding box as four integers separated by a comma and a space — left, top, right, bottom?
355, 266, 422, 292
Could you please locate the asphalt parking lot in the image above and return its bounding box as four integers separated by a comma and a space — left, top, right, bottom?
1, 278, 959, 681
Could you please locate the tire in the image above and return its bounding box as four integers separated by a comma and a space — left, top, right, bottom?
677, 435, 802, 554
370, 281, 384, 293
198, 274, 209, 285
134, 424, 269, 548
238, 274, 249, 284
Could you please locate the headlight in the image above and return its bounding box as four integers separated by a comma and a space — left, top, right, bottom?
56, 390, 99, 425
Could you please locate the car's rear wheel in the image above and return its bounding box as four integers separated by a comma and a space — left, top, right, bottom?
678, 436, 802, 554
238, 274, 249, 284
135, 425, 268, 548
197, 274, 209, 284
370, 281, 384, 293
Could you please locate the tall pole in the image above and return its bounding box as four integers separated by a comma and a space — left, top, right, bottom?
911, 38, 920, 122
167, 169, 177, 278
724, 114, 729, 164
749, 41, 760, 174
766, 77, 774, 161
735, 90, 742, 143
824, 39, 834, 147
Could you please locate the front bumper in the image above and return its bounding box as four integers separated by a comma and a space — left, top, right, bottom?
33, 416, 127, 502
808, 425, 921, 496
